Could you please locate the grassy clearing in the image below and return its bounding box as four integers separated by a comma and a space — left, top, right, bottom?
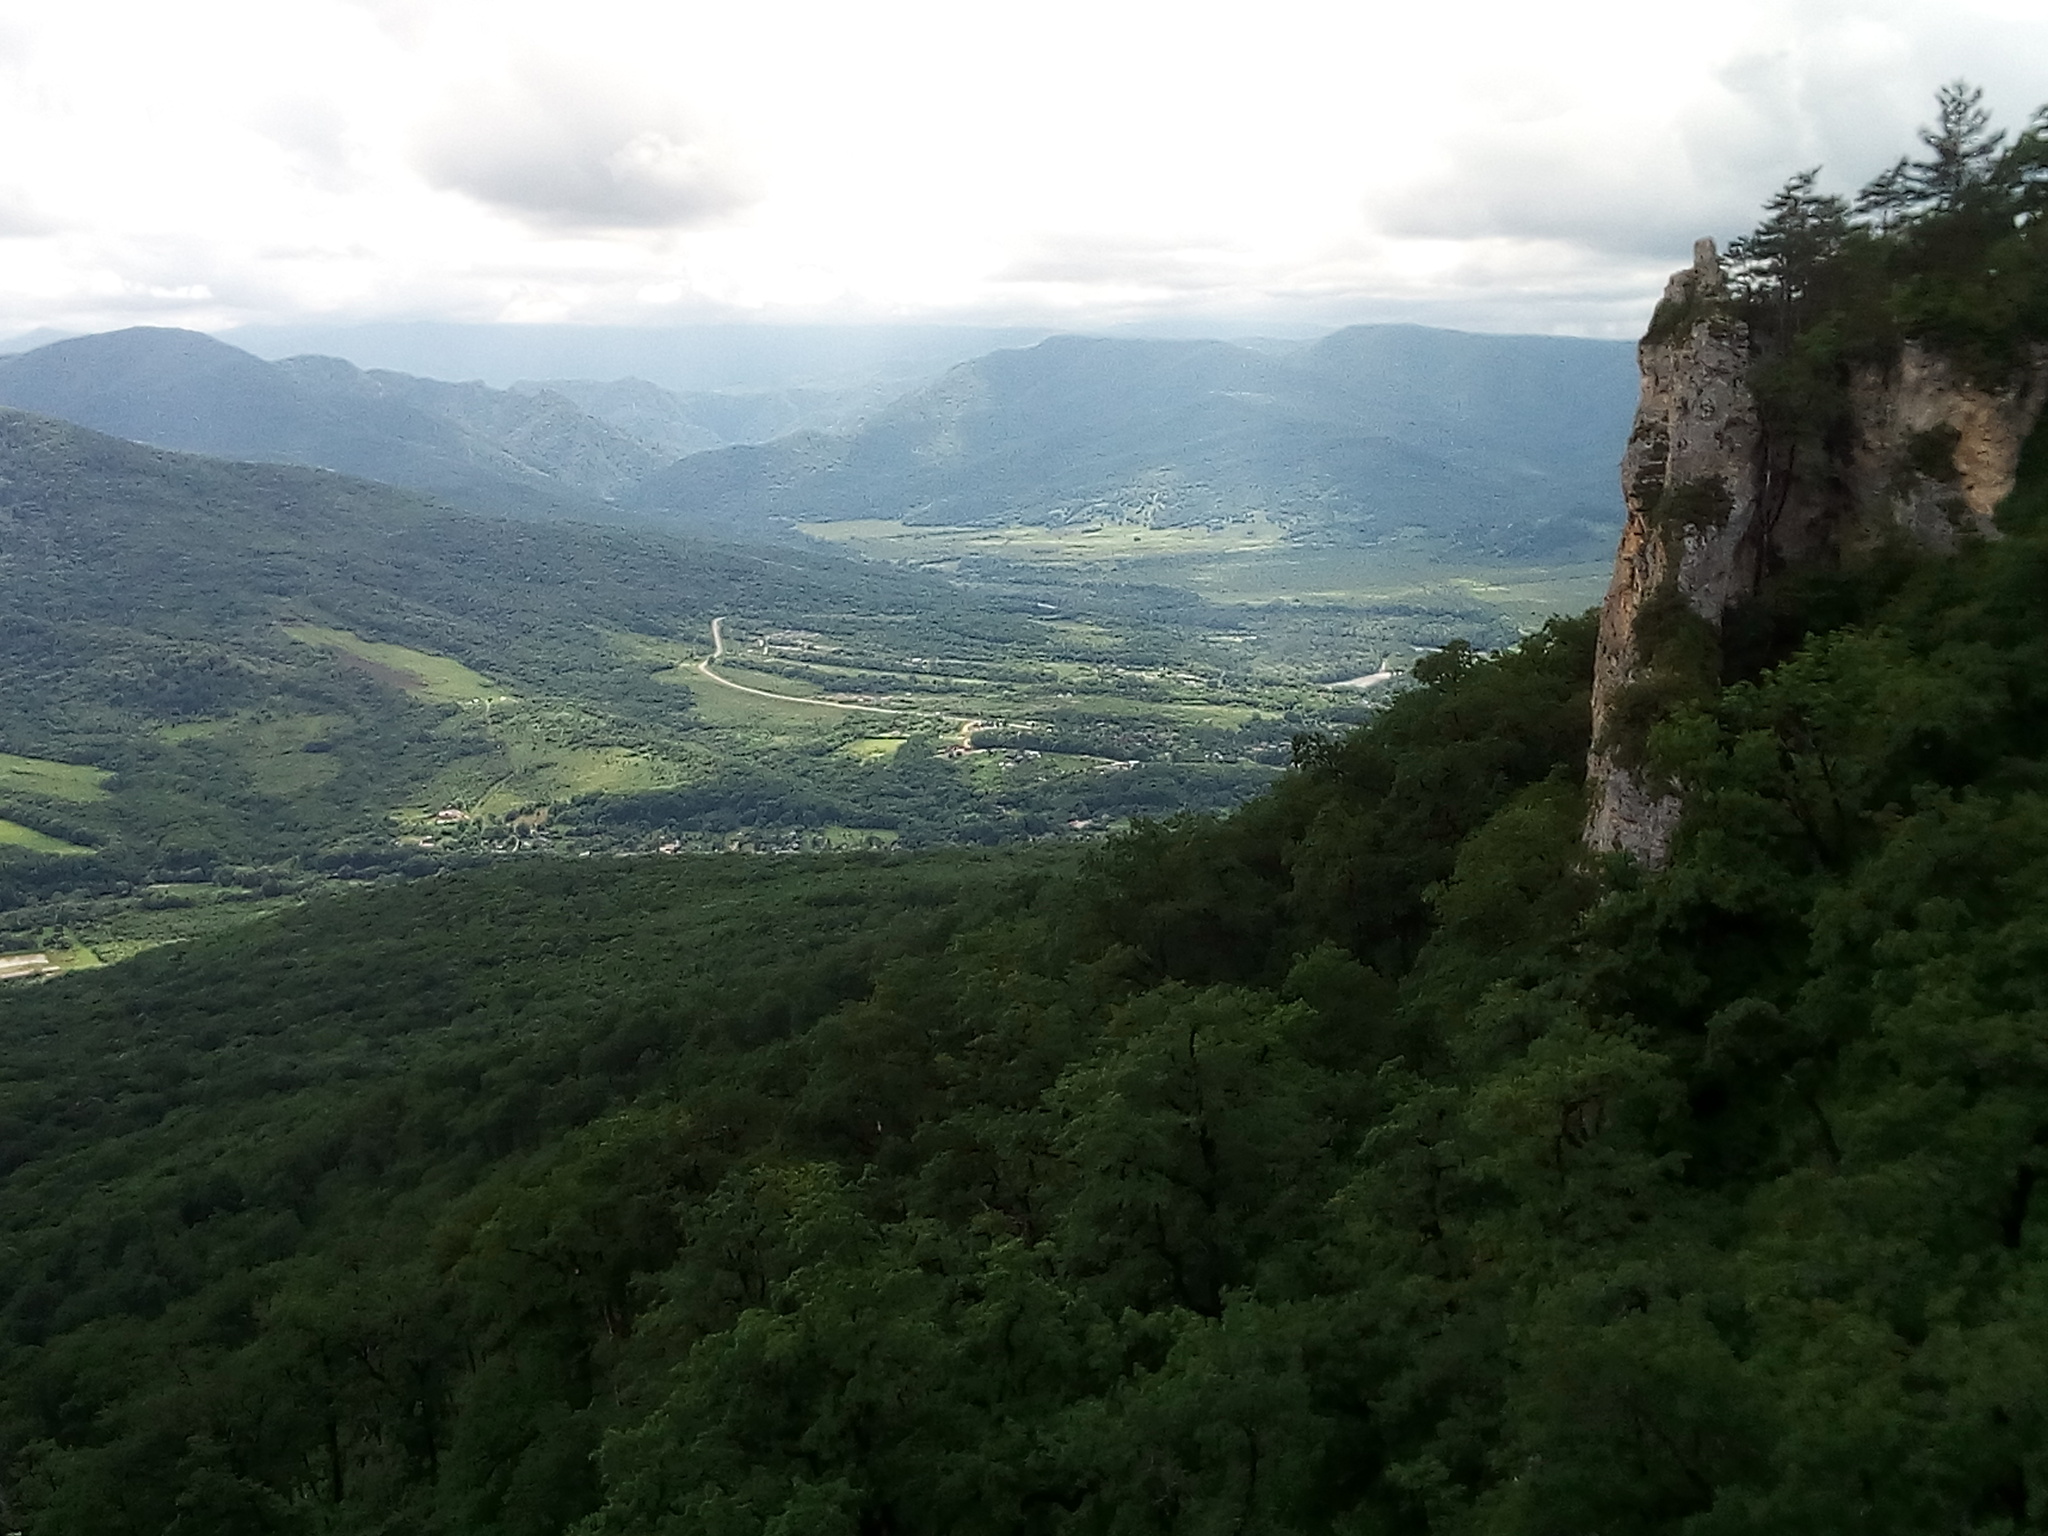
284, 625, 498, 703
413, 738, 699, 824
796, 519, 1608, 625
795, 520, 1608, 661
709, 663, 832, 699
624, 632, 874, 727
1176, 546, 1610, 621
1442, 565, 1616, 628
36, 943, 103, 973
664, 671, 865, 730
0, 751, 111, 802
0, 819, 90, 855
838, 736, 909, 762
610, 631, 702, 670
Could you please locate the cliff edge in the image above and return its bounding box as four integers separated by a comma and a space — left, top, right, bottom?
1586, 239, 2048, 864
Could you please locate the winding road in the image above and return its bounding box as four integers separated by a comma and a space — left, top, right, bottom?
696, 617, 902, 715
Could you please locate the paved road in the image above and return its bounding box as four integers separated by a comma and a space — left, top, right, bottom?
696, 617, 901, 715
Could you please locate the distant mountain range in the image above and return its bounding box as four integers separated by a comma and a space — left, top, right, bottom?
0, 328, 874, 518
632, 327, 1640, 558
216, 318, 1050, 395
0, 322, 1638, 559
0, 329, 644, 516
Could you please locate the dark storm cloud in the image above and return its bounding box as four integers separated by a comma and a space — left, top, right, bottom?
414, 64, 753, 231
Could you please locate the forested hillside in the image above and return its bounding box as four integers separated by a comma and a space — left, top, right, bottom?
5, 91, 2048, 1535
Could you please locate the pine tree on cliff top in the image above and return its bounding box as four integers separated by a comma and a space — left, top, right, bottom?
1856, 79, 2007, 222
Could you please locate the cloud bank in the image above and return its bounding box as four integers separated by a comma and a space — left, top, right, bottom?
0, 0, 2041, 342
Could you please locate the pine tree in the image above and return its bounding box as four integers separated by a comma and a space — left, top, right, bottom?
1727, 168, 1850, 335
1856, 81, 2007, 225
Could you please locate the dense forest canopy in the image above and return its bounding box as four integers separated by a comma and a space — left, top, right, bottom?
4, 88, 2048, 1534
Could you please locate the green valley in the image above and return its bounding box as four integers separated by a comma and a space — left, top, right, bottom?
0, 408, 1592, 961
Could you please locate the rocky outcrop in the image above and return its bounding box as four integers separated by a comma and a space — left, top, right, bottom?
1586, 241, 1759, 860
1586, 240, 2048, 865
1843, 346, 2048, 545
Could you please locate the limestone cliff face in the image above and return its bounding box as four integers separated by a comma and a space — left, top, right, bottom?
1585, 240, 2048, 864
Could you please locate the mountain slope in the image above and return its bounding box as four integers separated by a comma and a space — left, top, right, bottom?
0, 328, 659, 516
633, 326, 1639, 557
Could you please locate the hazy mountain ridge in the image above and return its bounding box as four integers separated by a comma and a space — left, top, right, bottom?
269, 356, 671, 499
0, 328, 652, 518
508, 376, 878, 461
0, 327, 897, 516
632, 326, 1640, 558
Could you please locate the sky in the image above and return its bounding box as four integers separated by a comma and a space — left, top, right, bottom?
0, 0, 2044, 347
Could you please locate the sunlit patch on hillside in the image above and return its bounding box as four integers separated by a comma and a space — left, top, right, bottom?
0, 818, 89, 855
283, 624, 499, 704
0, 751, 111, 802
838, 736, 910, 762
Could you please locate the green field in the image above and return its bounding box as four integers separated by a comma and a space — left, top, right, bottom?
838, 736, 909, 761
797, 513, 1288, 564
160, 712, 352, 795
795, 519, 1609, 631
412, 737, 699, 825
0, 750, 111, 802
666, 669, 867, 730
0, 818, 89, 855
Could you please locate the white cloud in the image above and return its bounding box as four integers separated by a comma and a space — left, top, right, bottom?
1365, 1, 2048, 264
414, 60, 752, 230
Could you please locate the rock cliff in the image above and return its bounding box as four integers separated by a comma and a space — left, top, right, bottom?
1586, 239, 2048, 863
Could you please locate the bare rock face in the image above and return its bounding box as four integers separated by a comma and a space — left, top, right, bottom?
1586, 240, 1759, 863
1843, 347, 2048, 548
1585, 240, 2048, 865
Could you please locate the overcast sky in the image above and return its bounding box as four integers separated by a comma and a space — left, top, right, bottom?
0, 0, 2043, 344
